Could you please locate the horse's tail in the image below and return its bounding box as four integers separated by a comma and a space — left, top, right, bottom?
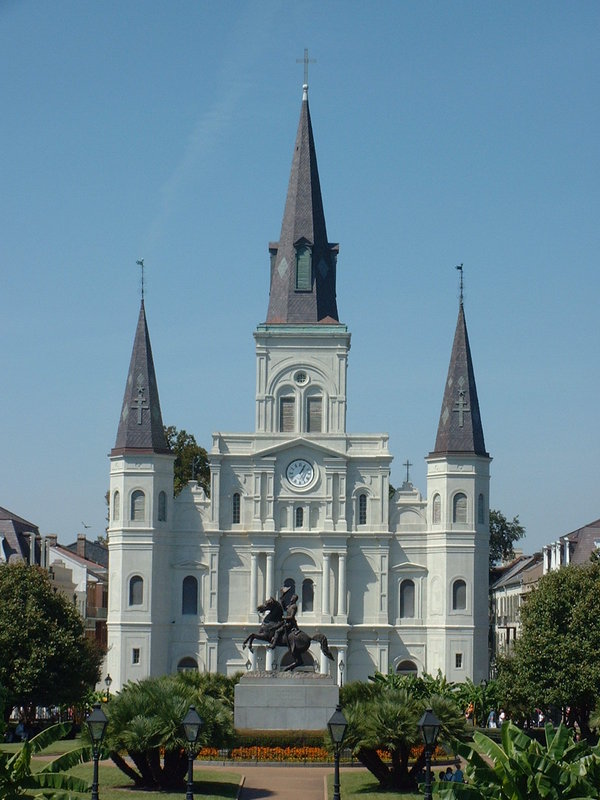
311, 632, 334, 661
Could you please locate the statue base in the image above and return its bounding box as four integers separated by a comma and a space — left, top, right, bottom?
234, 671, 339, 731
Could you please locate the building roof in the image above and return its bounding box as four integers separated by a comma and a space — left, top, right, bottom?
112, 301, 170, 455
64, 536, 108, 569
430, 302, 488, 457
564, 518, 600, 564
490, 552, 542, 591
0, 506, 40, 563
265, 84, 340, 324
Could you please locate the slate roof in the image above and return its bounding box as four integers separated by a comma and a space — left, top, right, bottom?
0, 506, 40, 563
430, 302, 488, 457
490, 553, 542, 591
64, 538, 108, 569
564, 518, 600, 564
112, 301, 170, 455
266, 85, 340, 324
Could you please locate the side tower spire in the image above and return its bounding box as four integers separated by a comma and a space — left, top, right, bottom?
266, 83, 339, 324
430, 299, 487, 457
111, 300, 169, 455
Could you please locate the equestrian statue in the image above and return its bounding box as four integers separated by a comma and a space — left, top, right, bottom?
242, 585, 334, 671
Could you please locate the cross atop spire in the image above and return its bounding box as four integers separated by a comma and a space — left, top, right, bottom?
296, 48, 316, 90
456, 263, 464, 305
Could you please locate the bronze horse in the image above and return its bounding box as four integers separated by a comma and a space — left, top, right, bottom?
242, 593, 334, 671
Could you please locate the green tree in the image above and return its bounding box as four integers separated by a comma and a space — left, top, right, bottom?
0, 721, 92, 800
104, 672, 234, 790
164, 425, 210, 496
341, 673, 468, 791
489, 509, 525, 566
0, 563, 103, 718
497, 561, 600, 736
435, 721, 600, 799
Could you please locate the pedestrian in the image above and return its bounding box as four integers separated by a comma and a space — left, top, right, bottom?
499, 709, 506, 726
487, 709, 497, 728
452, 766, 464, 783
445, 767, 453, 781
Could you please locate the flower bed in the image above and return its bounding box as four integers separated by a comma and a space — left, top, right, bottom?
196, 743, 448, 763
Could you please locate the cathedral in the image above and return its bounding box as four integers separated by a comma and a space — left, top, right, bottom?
106, 84, 491, 691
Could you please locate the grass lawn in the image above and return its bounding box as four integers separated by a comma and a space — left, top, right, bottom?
1, 737, 82, 755
327, 771, 422, 799
65, 763, 241, 800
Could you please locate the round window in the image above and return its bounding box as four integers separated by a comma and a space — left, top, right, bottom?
294, 371, 308, 385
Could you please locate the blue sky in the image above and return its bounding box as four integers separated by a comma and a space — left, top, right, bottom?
2, 1, 598, 553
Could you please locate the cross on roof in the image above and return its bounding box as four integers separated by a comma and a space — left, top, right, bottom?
403, 459, 413, 484
296, 48, 316, 86
136, 259, 145, 300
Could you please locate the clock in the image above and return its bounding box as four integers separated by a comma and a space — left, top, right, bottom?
286, 459, 314, 488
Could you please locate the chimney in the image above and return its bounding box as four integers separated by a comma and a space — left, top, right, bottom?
77, 533, 86, 558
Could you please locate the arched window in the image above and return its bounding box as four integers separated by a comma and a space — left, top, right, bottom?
279, 396, 295, 432
232, 493, 241, 524
131, 490, 145, 521
453, 493, 467, 524
158, 491, 167, 522
452, 579, 467, 611
129, 575, 143, 606
396, 659, 418, 677
295, 507, 304, 528
283, 577, 296, 597
432, 494, 441, 524
182, 576, 198, 615
295, 244, 312, 290
306, 396, 322, 432
113, 491, 120, 521
177, 657, 198, 673
302, 578, 314, 612
478, 493, 485, 524
358, 494, 367, 525
400, 579, 415, 618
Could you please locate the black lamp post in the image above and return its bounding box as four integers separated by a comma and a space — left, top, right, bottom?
338, 657, 345, 687
327, 704, 348, 800
104, 673, 112, 703
182, 705, 203, 800
86, 703, 108, 800
417, 708, 441, 800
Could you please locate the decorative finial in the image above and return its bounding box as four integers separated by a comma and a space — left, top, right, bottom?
455, 263, 464, 306
403, 459, 413, 485
136, 259, 145, 300
296, 48, 316, 96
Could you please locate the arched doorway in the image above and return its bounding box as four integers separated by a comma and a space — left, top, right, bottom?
396, 659, 418, 677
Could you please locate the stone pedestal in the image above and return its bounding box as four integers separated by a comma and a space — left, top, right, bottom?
234, 671, 339, 731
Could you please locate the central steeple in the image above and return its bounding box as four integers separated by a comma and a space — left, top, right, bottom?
266, 84, 339, 324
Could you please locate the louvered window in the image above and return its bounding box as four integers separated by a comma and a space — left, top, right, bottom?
182, 576, 198, 615
131, 490, 145, 521
306, 397, 322, 432
279, 397, 295, 432
129, 575, 143, 606
358, 494, 367, 525
453, 493, 467, 523
295, 245, 312, 290
295, 507, 304, 528
453, 579, 467, 610
432, 494, 441, 524
400, 579, 415, 618
232, 493, 240, 524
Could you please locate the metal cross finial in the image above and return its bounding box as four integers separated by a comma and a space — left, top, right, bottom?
456, 263, 464, 305
296, 48, 316, 87
136, 259, 145, 300
403, 459, 413, 484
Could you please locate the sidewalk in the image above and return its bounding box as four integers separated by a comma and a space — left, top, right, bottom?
203, 763, 336, 800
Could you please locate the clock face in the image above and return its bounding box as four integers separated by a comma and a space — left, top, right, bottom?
286, 459, 314, 488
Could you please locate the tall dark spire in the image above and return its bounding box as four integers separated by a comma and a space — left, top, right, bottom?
430, 301, 487, 457
266, 85, 339, 324
112, 301, 170, 455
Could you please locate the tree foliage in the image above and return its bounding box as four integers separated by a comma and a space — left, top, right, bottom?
497, 561, 600, 735
0, 721, 93, 800
435, 721, 600, 799
489, 509, 525, 566
0, 563, 103, 716
104, 672, 235, 790
164, 425, 210, 496
341, 672, 468, 791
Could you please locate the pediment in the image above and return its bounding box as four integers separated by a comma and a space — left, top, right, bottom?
390, 561, 428, 575
254, 437, 348, 461
172, 560, 209, 571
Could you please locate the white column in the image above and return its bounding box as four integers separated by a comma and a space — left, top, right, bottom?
322, 553, 331, 617
337, 553, 346, 615
250, 552, 258, 618
265, 647, 274, 672
250, 649, 257, 671
266, 552, 274, 599
320, 649, 330, 675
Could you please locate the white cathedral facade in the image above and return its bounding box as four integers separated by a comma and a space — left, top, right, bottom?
106, 85, 491, 691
